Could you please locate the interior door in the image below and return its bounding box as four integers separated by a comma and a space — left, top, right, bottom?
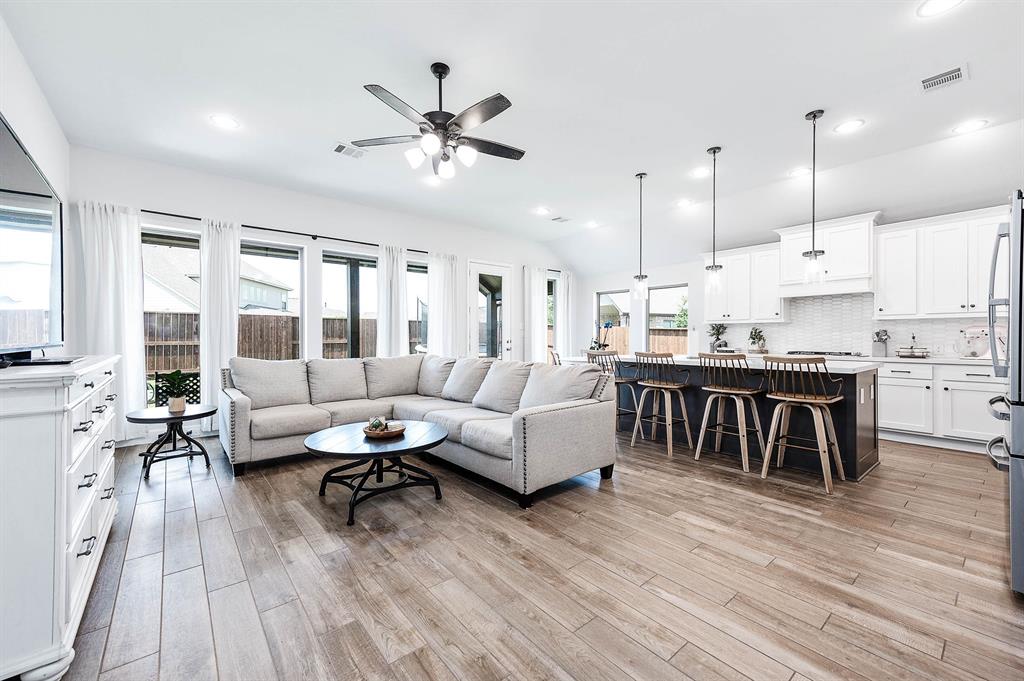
469, 262, 514, 359
875, 230, 918, 317
922, 222, 970, 314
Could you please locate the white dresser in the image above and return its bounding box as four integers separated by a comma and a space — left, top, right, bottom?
0, 355, 120, 681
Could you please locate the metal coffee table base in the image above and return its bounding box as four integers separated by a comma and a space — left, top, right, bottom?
319, 457, 442, 525
139, 420, 211, 479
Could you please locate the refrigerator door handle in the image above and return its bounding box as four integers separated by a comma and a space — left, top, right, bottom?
988, 394, 1011, 421
987, 436, 1010, 472
989, 221, 1010, 378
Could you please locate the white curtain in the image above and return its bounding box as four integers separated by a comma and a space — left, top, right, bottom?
376, 244, 409, 357
555, 269, 575, 358
427, 252, 460, 356
523, 266, 549, 362
73, 202, 146, 441
199, 219, 240, 431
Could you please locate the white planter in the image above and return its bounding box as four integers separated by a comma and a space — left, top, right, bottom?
168, 396, 186, 413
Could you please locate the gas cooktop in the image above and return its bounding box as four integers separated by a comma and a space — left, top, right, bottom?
786, 350, 864, 357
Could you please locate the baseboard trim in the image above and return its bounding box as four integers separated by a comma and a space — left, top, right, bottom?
879, 430, 989, 454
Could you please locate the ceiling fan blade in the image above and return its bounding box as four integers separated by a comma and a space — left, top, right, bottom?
364, 84, 430, 127
432, 153, 441, 176
350, 135, 420, 147
448, 94, 512, 133
459, 136, 525, 160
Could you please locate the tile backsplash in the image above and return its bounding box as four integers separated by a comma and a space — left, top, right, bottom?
722, 293, 985, 357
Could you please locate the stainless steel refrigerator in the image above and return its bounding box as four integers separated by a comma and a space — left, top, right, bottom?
987, 188, 1024, 595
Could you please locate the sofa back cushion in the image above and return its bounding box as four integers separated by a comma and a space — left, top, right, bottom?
417, 355, 457, 397
472, 361, 533, 413
363, 355, 424, 399
518, 363, 603, 409
441, 358, 494, 402
306, 358, 368, 404
229, 358, 310, 410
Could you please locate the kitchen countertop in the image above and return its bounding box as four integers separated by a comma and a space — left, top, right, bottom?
834, 355, 1000, 366
563, 355, 881, 375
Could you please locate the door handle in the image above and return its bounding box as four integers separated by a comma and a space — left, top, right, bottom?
986, 436, 1010, 472
988, 394, 1011, 421
989, 221, 1010, 378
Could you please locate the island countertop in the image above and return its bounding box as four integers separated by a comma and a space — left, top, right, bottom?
562, 355, 881, 374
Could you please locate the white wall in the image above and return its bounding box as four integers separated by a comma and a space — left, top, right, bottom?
0, 12, 69, 199
69, 146, 565, 359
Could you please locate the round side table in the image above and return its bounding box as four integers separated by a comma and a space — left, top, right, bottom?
126, 404, 217, 479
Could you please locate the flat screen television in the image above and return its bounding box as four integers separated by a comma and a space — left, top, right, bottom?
0, 112, 65, 360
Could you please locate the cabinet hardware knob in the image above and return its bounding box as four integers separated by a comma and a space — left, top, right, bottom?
102, 440, 115, 450
76, 536, 97, 557
92, 405, 107, 414
78, 472, 98, 489
943, 387, 949, 391
969, 304, 976, 308
83, 381, 95, 388
105, 393, 118, 402
925, 385, 931, 390
74, 420, 95, 433
101, 487, 115, 500
960, 304, 967, 309
878, 307, 883, 311
104, 370, 113, 375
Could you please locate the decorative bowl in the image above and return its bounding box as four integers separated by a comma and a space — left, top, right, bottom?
363, 422, 406, 439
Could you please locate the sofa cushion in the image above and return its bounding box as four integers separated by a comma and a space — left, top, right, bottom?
250, 404, 330, 440
392, 396, 467, 421
441, 358, 494, 402
417, 355, 457, 397
230, 358, 310, 410
316, 398, 388, 427
423, 407, 507, 443
306, 358, 368, 404
472, 361, 533, 414
518, 363, 603, 410
461, 417, 513, 460
363, 355, 424, 399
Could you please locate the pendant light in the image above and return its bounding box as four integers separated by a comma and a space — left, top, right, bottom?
704, 146, 723, 291
632, 172, 649, 300
802, 109, 825, 283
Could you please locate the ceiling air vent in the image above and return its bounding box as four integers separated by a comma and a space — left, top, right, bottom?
333, 143, 366, 159
550, 216, 570, 223
921, 65, 968, 93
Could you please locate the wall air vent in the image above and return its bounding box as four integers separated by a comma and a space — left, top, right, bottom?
921, 65, 968, 93
550, 216, 570, 223
333, 143, 365, 159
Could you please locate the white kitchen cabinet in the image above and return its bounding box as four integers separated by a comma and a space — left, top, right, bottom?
875, 229, 918, 317
750, 248, 783, 320
703, 247, 784, 323
704, 269, 728, 322
877, 377, 934, 434
775, 212, 878, 297
968, 216, 1009, 311
779, 232, 813, 286
938, 381, 1005, 441
822, 221, 872, 280
723, 253, 750, 321
922, 222, 970, 314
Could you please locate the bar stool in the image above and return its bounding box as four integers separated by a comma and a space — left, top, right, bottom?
629, 352, 694, 456
586, 350, 641, 435
548, 346, 562, 365
693, 353, 766, 473
759, 355, 846, 494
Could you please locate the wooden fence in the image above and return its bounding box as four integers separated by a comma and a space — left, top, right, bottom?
589, 326, 688, 356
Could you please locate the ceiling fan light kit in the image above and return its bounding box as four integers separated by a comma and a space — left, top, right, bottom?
350, 62, 525, 180
801, 109, 826, 283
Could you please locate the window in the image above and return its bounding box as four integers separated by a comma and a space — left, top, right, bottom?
238, 243, 302, 360
647, 284, 689, 355
407, 263, 428, 353
595, 290, 630, 355
322, 252, 377, 358
141, 231, 201, 406
546, 277, 557, 362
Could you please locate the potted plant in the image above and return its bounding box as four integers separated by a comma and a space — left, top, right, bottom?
590, 321, 613, 350
748, 327, 767, 354
708, 323, 727, 352
162, 370, 189, 413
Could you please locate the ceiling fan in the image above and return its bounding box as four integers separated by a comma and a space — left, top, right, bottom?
350, 62, 525, 180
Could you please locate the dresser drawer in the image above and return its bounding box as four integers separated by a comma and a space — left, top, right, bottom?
937, 365, 1006, 384
65, 505, 98, 619
68, 365, 115, 406
880, 364, 933, 380
66, 442, 98, 537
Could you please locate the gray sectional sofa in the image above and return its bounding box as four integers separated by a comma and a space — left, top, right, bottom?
218, 354, 616, 506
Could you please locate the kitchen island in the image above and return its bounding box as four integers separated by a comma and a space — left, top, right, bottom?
565, 355, 881, 480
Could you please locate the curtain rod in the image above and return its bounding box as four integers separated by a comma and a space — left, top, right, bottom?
141, 208, 428, 255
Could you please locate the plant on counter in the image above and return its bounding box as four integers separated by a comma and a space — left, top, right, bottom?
590, 320, 614, 350
748, 327, 767, 353
708, 323, 727, 351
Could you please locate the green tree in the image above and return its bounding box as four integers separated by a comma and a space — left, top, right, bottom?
673, 295, 689, 328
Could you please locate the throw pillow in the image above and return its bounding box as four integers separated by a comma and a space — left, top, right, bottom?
472, 360, 534, 413
441, 357, 495, 402
417, 355, 457, 397
306, 358, 368, 404
229, 358, 310, 410
363, 355, 424, 399
518, 363, 603, 409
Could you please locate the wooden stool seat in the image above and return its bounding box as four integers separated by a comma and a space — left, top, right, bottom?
700, 385, 760, 396
766, 393, 843, 404
693, 353, 766, 473
629, 352, 694, 456
637, 379, 687, 390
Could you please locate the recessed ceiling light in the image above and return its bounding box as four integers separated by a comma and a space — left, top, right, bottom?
422, 176, 441, 187
916, 0, 964, 18
788, 166, 811, 178
585, 220, 599, 229
690, 166, 711, 179
833, 119, 865, 135
209, 113, 240, 130
534, 206, 551, 216
952, 119, 988, 135
676, 198, 694, 209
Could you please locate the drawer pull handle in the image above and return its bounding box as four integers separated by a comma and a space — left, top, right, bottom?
890, 369, 911, 374
105, 393, 118, 402
966, 373, 991, 378
76, 536, 97, 557
102, 439, 116, 450
78, 472, 98, 489
92, 405, 108, 414
101, 487, 115, 500
74, 420, 95, 433
104, 370, 113, 375
83, 381, 95, 389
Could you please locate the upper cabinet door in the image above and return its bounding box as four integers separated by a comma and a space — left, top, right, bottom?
822, 222, 871, 280
875, 230, 917, 317
921, 222, 970, 314
750, 248, 782, 320
968, 215, 1010, 311
724, 253, 751, 321
779, 232, 813, 285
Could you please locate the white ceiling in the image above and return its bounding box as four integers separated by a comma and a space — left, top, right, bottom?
2, 0, 1022, 276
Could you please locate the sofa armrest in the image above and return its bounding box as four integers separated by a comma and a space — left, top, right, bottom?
512, 398, 616, 494
219, 387, 252, 464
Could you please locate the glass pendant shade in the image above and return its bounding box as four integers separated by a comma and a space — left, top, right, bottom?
404, 148, 426, 169
438, 157, 456, 180
632, 274, 648, 300
706, 265, 722, 292
420, 132, 442, 156
456, 144, 478, 167
803, 252, 824, 284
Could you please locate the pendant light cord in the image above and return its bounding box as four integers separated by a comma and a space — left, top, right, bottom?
811, 114, 817, 252
712, 152, 717, 267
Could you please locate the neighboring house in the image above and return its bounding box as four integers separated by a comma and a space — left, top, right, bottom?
599, 302, 630, 327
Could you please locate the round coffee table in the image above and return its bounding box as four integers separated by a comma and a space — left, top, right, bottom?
125, 404, 217, 479
304, 420, 446, 525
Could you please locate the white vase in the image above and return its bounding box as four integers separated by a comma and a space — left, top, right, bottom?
168, 396, 186, 413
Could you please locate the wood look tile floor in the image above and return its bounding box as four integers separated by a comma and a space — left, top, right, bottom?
65, 434, 1024, 681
